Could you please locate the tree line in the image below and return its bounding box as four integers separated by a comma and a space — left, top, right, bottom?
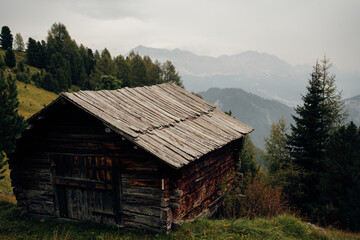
0, 23, 183, 93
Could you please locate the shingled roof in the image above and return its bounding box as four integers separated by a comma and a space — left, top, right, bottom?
30, 83, 253, 168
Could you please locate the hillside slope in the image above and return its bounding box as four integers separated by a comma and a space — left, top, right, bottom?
16, 81, 58, 119
0, 49, 58, 119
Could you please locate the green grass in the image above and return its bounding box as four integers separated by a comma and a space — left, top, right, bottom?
1, 48, 58, 119
0, 164, 15, 203
16, 80, 58, 119
0, 200, 359, 240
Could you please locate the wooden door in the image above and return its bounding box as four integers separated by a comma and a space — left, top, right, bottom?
50, 154, 122, 225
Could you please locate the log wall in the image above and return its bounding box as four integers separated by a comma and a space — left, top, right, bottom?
9, 101, 171, 231
166, 139, 242, 223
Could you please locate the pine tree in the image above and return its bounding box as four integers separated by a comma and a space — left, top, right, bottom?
127, 51, 147, 87
89, 48, 114, 89
287, 59, 342, 215
143, 56, 161, 86
0, 55, 5, 70
0, 72, 26, 179
4, 48, 16, 68
264, 118, 290, 182
41, 73, 59, 93
114, 55, 130, 87
320, 122, 360, 230
264, 118, 302, 202
0, 26, 13, 50
240, 135, 260, 177
319, 56, 347, 128
14, 33, 25, 51
26, 37, 39, 67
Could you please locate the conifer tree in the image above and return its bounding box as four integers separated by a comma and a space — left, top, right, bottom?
4, 48, 16, 68
0, 55, 5, 70
114, 55, 130, 87
127, 51, 147, 87
0, 72, 26, 179
0, 26, 13, 50
287, 58, 345, 215
320, 122, 360, 230
240, 135, 260, 177
89, 48, 114, 89
319, 56, 347, 128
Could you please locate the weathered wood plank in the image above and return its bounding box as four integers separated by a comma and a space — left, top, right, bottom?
28, 200, 55, 216
122, 210, 161, 228
122, 203, 161, 217
54, 177, 113, 190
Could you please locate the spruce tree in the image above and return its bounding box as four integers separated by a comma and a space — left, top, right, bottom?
287, 59, 344, 216
319, 56, 347, 127
320, 122, 360, 230
0, 72, 26, 179
26, 37, 39, 67
4, 48, 16, 68
0, 26, 13, 50
127, 51, 147, 87
0, 55, 5, 70
240, 135, 260, 177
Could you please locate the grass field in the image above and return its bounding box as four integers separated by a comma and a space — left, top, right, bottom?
1, 200, 359, 240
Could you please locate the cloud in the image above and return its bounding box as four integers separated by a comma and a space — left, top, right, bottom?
0, 0, 359, 71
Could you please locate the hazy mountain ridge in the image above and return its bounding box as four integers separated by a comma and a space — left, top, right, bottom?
131, 45, 360, 106
345, 95, 360, 126
198, 88, 294, 149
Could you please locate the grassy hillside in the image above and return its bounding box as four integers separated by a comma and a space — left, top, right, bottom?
1, 201, 358, 240
16, 80, 58, 119
0, 48, 58, 119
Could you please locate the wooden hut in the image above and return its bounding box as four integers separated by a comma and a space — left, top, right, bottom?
9, 83, 253, 232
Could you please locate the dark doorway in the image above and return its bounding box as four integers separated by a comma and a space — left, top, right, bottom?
50, 154, 122, 225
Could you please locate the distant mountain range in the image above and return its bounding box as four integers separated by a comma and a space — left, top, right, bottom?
198, 89, 360, 150
345, 95, 360, 126
130, 45, 360, 149
131, 45, 360, 107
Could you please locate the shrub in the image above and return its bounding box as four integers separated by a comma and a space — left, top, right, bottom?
31, 72, 42, 87
222, 173, 289, 219
17, 61, 25, 72
16, 72, 30, 84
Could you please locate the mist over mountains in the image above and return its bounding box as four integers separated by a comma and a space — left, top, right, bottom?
131, 45, 360, 107
131, 45, 360, 149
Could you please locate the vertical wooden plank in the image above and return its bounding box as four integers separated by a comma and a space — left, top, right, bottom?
112, 157, 122, 225
56, 185, 68, 218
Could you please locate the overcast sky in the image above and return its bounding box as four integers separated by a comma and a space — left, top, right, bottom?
2, 0, 360, 71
